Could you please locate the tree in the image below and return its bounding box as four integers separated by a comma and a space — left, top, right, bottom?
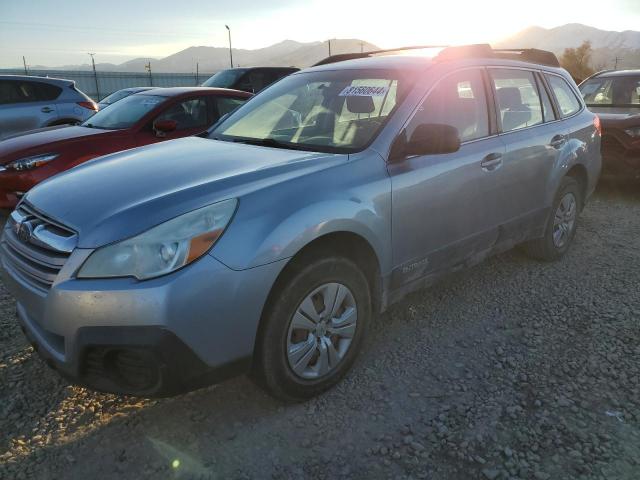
560, 41, 595, 83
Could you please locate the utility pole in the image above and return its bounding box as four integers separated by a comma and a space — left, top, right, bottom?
88, 53, 100, 100
22, 56, 28, 75
360, 42, 364, 53
328, 39, 332, 56
145, 61, 153, 86
614, 56, 621, 70
225, 25, 233, 68
196, 62, 199, 85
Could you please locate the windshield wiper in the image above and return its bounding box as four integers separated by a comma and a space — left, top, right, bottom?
231, 137, 315, 151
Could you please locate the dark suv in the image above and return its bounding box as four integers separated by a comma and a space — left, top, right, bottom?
579, 70, 640, 179
202, 67, 298, 93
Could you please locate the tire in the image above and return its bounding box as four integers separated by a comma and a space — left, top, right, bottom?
524, 176, 582, 261
252, 255, 371, 401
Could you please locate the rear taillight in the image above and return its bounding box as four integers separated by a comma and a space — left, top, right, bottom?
77, 101, 98, 112
593, 115, 602, 136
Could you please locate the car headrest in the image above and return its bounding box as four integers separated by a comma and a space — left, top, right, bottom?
497, 87, 524, 109
346, 95, 375, 114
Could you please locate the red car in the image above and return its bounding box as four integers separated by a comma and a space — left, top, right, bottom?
0, 87, 251, 208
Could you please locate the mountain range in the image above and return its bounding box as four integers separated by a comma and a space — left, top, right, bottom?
495, 23, 640, 69
30, 39, 379, 73
27, 24, 640, 73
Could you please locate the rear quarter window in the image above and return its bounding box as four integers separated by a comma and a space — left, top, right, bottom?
546, 75, 582, 117
33, 82, 62, 101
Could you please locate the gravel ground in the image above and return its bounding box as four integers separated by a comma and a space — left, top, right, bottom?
1, 183, 639, 480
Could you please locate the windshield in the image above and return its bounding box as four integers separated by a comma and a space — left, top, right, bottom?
210, 69, 414, 153
82, 94, 166, 129
100, 89, 135, 105
580, 76, 640, 107
202, 69, 248, 88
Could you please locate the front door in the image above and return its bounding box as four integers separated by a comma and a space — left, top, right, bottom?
388, 68, 505, 287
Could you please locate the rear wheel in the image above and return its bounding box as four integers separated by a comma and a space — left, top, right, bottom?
524, 176, 582, 261
253, 255, 371, 401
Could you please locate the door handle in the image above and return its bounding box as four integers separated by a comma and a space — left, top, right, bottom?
550, 134, 567, 149
480, 152, 503, 171
41, 107, 54, 113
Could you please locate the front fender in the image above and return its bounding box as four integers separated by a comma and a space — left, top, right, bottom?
210, 153, 392, 272
212, 198, 390, 272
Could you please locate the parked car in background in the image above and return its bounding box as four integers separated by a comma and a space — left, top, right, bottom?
202, 67, 298, 93
580, 70, 640, 179
0, 75, 98, 140
0, 87, 250, 208
97, 87, 155, 109
0, 46, 600, 400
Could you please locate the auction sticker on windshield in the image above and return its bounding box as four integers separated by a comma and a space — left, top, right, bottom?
339, 85, 389, 97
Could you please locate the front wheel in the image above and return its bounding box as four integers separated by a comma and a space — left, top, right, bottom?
252, 255, 371, 401
523, 176, 582, 261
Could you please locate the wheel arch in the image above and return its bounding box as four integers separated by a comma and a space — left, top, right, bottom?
251, 230, 383, 365
565, 163, 588, 208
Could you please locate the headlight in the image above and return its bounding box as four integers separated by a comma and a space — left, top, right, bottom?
0, 153, 59, 172
624, 127, 640, 138
78, 199, 237, 280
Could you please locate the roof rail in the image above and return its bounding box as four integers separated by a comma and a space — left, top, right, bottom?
312, 45, 447, 66
313, 44, 561, 68
491, 48, 560, 67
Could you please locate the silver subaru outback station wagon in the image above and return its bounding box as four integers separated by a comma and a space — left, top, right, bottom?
1, 45, 601, 400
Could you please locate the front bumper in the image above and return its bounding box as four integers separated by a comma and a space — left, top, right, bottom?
1, 242, 287, 396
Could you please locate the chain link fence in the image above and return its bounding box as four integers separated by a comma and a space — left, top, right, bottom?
0, 69, 216, 101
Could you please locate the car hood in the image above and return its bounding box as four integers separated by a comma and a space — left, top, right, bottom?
0, 125, 117, 164
25, 137, 348, 248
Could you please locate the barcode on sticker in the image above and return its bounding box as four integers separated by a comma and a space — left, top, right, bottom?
339, 85, 389, 97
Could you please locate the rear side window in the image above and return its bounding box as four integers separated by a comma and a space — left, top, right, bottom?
546, 75, 581, 117
33, 82, 62, 101
408, 69, 489, 142
490, 69, 543, 132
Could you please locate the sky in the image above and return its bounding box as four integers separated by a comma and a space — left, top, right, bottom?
1, 0, 640, 68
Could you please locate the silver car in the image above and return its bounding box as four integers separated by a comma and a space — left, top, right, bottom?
97, 87, 155, 110
0, 75, 97, 140
0, 46, 601, 400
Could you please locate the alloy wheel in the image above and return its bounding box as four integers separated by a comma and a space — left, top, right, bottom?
552, 192, 577, 248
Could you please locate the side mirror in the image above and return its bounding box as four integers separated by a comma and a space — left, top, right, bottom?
153, 119, 177, 137
391, 123, 461, 161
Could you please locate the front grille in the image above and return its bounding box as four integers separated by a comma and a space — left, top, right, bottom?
1, 203, 77, 291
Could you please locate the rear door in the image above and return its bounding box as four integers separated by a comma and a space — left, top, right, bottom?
488, 67, 561, 240
388, 68, 506, 285
0, 80, 59, 138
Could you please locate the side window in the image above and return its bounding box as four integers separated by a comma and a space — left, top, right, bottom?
490, 69, 543, 132
32, 82, 62, 101
0, 81, 23, 105
536, 74, 556, 122
248, 71, 268, 92
15, 82, 39, 103
155, 98, 208, 130
215, 97, 247, 118
408, 69, 489, 143
546, 75, 582, 117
